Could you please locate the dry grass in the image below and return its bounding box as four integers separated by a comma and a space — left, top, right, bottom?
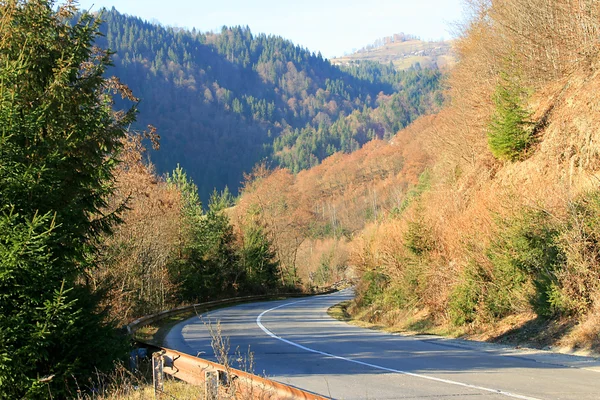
92, 379, 204, 400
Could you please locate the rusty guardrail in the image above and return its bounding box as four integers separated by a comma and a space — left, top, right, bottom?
153, 346, 328, 400
127, 291, 336, 399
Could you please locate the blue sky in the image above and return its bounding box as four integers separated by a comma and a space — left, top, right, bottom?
77, 0, 464, 58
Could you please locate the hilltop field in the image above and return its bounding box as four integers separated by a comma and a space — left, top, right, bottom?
331, 35, 456, 70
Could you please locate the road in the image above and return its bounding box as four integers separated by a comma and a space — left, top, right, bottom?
165, 289, 600, 399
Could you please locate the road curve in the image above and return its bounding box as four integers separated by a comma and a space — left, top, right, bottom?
165, 289, 600, 399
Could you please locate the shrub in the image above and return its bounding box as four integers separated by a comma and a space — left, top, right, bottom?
487, 210, 563, 317
552, 192, 600, 316
404, 218, 434, 256
449, 209, 563, 326
357, 270, 389, 307
449, 263, 483, 326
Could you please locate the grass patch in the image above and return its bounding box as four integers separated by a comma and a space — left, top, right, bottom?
134, 310, 198, 346
491, 316, 577, 348
327, 301, 386, 330
328, 301, 352, 321
328, 300, 468, 338
404, 315, 435, 332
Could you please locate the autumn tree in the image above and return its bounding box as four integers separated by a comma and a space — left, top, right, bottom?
94, 135, 182, 322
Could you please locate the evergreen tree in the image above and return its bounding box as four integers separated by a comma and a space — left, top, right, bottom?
240, 221, 279, 292
488, 72, 533, 161
0, 2, 134, 397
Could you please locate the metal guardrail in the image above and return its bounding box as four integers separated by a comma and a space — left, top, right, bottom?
127, 291, 335, 399
154, 346, 328, 400
127, 291, 333, 336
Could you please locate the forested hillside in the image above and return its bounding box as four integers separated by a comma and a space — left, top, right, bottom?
95, 8, 443, 201
7, 1, 600, 398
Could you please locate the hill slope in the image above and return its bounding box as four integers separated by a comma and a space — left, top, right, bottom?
232, 1, 600, 351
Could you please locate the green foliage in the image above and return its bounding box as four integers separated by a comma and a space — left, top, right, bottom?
357, 270, 389, 307
449, 210, 563, 326
488, 211, 563, 317
452, 193, 600, 320
308, 222, 347, 239
404, 218, 434, 256
169, 183, 240, 301
383, 262, 426, 310
487, 72, 533, 161
396, 169, 431, 215
208, 187, 235, 213
239, 221, 279, 293
312, 250, 344, 286
168, 169, 280, 302
0, 2, 132, 396
551, 192, 600, 316
167, 164, 203, 214
448, 263, 483, 326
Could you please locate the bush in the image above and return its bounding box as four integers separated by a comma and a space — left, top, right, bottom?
552, 192, 600, 316
404, 218, 434, 256
487, 210, 563, 317
357, 270, 389, 308
449, 209, 563, 326
384, 262, 425, 309
449, 263, 483, 325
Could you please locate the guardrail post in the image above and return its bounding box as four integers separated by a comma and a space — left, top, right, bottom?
153, 350, 165, 398
205, 370, 219, 400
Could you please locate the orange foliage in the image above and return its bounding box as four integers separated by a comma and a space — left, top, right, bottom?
92, 135, 182, 323
233, 113, 433, 287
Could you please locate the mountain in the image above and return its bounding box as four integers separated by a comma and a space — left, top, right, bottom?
331, 34, 455, 71
94, 9, 444, 202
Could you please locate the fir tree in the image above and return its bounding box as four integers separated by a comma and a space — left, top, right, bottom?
487, 72, 533, 161
0, 1, 134, 397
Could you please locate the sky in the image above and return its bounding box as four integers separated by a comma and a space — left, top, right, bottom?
76, 0, 465, 58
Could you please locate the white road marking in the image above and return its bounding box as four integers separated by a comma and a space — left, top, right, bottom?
256, 298, 542, 400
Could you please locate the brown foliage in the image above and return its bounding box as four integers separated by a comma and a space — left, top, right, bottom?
237, 167, 311, 285
233, 119, 431, 287
92, 134, 182, 323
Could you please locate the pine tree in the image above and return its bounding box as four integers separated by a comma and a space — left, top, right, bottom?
0, 1, 134, 397
240, 221, 279, 292
487, 72, 533, 161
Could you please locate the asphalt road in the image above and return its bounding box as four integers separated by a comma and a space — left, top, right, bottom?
165, 289, 600, 399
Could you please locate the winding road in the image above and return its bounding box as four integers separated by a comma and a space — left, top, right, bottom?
165, 289, 600, 399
